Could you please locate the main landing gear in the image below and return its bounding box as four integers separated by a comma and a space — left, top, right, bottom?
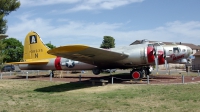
130, 66, 151, 79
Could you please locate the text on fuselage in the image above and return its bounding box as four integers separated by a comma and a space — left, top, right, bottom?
30, 49, 43, 53
170, 54, 185, 60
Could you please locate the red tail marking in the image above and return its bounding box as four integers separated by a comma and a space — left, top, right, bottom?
54, 57, 62, 70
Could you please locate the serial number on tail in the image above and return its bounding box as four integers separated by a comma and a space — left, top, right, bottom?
30, 49, 43, 53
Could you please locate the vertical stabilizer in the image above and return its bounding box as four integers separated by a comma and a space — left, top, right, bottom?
23, 31, 56, 61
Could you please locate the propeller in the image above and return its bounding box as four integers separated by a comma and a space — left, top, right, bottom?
153, 46, 159, 74
163, 49, 169, 73
146, 45, 167, 74
155, 54, 159, 74
153, 46, 167, 74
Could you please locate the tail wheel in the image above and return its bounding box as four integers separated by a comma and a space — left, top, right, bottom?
130, 70, 144, 79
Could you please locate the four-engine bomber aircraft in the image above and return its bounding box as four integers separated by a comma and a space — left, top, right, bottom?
8, 31, 192, 79
8, 31, 96, 75
48, 39, 193, 79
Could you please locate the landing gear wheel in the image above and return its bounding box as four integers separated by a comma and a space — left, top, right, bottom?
92, 68, 101, 75
130, 70, 144, 79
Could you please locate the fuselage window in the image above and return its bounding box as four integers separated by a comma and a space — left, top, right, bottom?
169, 50, 173, 54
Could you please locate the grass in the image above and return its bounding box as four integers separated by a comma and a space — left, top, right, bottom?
0, 79, 200, 112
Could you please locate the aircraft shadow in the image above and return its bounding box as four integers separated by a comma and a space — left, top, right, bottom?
33, 73, 141, 93
34, 81, 93, 93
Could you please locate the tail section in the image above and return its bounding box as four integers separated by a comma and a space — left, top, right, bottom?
23, 31, 56, 61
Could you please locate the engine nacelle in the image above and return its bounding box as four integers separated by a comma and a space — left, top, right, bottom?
155, 46, 165, 65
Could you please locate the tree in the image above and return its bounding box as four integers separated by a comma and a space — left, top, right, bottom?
100, 36, 115, 49
0, 0, 21, 34
0, 40, 6, 69
46, 43, 56, 49
2, 38, 23, 62
0, 14, 7, 34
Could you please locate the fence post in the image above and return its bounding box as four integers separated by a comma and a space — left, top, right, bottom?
147, 75, 149, 84
111, 77, 114, 84
198, 70, 199, 76
182, 75, 184, 84
50, 72, 52, 81
1, 73, 2, 79
26, 72, 28, 79
168, 70, 171, 75
79, 74, 82, 82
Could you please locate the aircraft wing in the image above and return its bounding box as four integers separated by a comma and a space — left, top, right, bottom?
6, 59, 49, 65
48, 45, 128, 66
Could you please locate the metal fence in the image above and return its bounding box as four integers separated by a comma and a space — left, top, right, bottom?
192, 64, 200, 71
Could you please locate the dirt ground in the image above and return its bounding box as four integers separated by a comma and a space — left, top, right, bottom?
1, 70, 200, 85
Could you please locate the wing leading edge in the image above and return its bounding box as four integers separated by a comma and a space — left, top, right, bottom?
48, 45, 128, 65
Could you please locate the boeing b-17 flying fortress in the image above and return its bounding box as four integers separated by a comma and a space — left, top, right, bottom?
8, 31, 192, 80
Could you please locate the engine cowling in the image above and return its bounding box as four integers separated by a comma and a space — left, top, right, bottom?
156, 46, 165, 65
147, 46, 155, 63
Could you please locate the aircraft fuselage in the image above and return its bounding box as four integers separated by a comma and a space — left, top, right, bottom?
19, 57, 96, 70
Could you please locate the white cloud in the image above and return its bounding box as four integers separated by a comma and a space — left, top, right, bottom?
19, 0, 144, 13
66, 0, 144, 12
19, 0, 80, 6
7, 14, 200, 47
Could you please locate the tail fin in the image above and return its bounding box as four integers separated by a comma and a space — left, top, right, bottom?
23, 31, 56, 61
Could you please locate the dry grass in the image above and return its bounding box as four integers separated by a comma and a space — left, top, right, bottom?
0, 79, 200, 112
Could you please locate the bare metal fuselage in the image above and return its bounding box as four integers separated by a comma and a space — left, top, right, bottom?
109, 44, 191, 68
19, 58, 96, 70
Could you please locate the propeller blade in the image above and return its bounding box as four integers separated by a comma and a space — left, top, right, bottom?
155, 55, 158, 74
153, 46, 159, 74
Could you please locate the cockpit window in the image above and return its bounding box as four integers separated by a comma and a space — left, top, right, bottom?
148, 44, 153, 47
159, 43, 165, 45
182, 49, 186, 52
173, 47, 179, 53
141, 39, 149, 44
153, 43, 160, 46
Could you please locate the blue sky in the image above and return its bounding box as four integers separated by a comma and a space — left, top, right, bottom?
5, 0, 200, 47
